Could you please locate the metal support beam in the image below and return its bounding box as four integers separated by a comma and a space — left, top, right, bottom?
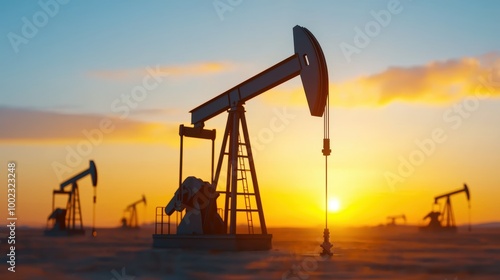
190, 55, 301, 126
189, 25, 329, 127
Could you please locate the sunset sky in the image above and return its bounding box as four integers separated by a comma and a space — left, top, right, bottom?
1, 0, 499, 229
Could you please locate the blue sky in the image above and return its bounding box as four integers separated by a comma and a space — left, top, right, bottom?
2, 0, 499, 115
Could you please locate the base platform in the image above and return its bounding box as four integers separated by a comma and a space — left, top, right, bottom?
152, 234, 272, 251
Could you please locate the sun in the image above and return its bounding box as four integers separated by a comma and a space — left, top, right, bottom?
328, 197, 341, 213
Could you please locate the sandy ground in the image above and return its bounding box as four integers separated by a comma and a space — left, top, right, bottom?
1, 226, 499, 279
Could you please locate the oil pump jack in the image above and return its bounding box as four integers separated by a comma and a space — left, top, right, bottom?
121, 195, 147, 229
153, 25, 330, 251
45, 160, 98, 236
386, 214, 406, 226
422, 184, 471, 232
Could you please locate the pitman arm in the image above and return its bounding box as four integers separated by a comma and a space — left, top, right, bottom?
165, 189, 183, 216
165, 176, 205, 216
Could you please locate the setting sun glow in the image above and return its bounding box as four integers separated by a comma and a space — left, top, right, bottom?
328, 197, 341, 213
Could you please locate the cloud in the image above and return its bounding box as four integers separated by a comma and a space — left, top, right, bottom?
263, 53, 500, 107
158, 62, 231, 76
129, 107, 181, 116
88, 61, 233, 80
0, 107, 179, 146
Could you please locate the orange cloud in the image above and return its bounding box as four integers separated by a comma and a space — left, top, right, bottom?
0, 107, 179, 146
88, 61, 233, 80
159, 62, 231, 76
263, 54, 500, 107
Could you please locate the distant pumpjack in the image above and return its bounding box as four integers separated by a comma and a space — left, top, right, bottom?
122, 195, 147, 229
386, 214, 406, 226
45, 160, 98, 236
421, 184, 471, 232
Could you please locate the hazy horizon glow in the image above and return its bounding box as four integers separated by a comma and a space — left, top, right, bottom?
1, 1, 499, 229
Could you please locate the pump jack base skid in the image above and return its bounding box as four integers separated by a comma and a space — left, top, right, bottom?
44, 229, 85, 237
152, 234, 272, 251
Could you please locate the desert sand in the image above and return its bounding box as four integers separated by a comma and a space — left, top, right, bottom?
1, 225, 499, 279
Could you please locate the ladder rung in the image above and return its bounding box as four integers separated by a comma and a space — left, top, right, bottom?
236, 209, 259, 212
222, 153, 249, 158
216, 191, 256, 195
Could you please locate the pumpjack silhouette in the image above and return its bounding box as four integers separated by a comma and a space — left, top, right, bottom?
421, 184, 471, 232
45, 160, 98, 236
